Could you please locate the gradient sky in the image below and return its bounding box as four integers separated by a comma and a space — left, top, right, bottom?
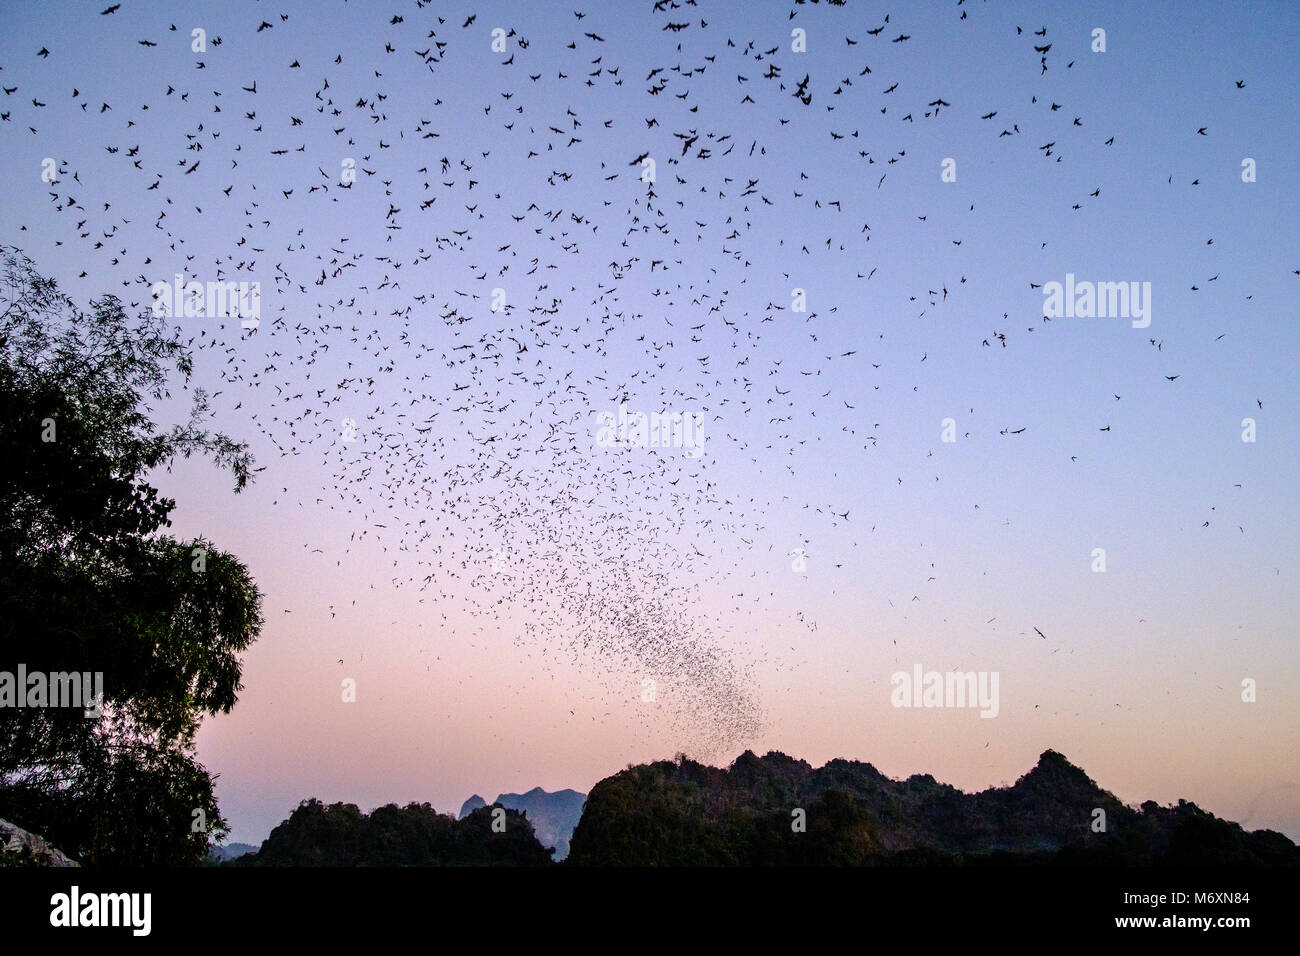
2, 0, 1297, 846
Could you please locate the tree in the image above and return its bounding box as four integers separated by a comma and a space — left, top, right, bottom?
244, 799, 555, 866
0, 247, 263, 865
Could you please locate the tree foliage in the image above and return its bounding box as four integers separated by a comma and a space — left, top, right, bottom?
0, 248, 263, 865
242, 798, 555, 867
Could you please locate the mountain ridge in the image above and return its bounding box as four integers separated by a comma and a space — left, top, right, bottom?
460, 788, 586, 861
566, 749, 1299, 866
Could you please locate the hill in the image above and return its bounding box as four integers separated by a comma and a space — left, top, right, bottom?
483, 788, 586, 862
460, 788, 585, 861
566, 750, 1300, 866
207, 842, 260, 864
235, 798, 554, 866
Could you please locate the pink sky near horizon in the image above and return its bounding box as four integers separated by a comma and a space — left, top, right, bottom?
183, 453, 1300, 844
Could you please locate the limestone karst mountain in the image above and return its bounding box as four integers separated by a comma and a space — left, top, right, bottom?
216, 752, 1298, 866
460, 788, 586, 862
566, 750, 1300, 866
458, 795, 488, 818
207, 842, 261, 864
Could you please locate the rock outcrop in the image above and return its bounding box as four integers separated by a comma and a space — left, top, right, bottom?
0, 817, 80, 867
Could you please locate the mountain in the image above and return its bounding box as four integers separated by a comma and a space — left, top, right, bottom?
237, 798, 554, 866
460, 788, 586, 861
567, 750, 1300, 866
207, 842, 260, 863
492, 788, 586, 862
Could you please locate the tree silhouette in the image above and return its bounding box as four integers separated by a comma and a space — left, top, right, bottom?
0, 248, 263, 865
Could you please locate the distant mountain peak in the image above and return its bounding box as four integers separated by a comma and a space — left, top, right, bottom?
457, 794, 487, 820
1014, 749, 1100, 794
458, 787, 586, 861
1037, 748, 1072, 767
729, 749, 814, 777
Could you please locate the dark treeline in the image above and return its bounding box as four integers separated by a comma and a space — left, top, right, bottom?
232, 799, 555, 866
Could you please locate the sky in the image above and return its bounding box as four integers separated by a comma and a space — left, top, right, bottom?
1, 0, 1297, 846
